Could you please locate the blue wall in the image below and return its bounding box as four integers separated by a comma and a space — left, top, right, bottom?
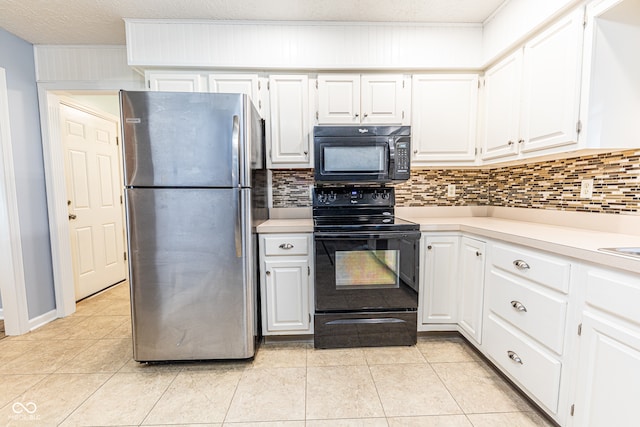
0, 28, 56, 319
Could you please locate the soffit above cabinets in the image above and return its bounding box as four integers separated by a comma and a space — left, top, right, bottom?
1, 0, 507, 45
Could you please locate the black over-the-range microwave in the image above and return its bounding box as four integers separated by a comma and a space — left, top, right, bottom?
313, 125, 411, 183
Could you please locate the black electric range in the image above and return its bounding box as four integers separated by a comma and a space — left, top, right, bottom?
312, 186, 421, 349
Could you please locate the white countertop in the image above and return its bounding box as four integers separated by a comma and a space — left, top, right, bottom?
257, 212, 640, 274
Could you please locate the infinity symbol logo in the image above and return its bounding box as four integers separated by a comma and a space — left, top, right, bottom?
12, 402, 37, 414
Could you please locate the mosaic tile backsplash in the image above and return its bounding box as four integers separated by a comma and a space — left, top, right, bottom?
271, 149, 640, 215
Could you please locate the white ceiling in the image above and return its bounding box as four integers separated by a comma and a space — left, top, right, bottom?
0, 0, 507, 45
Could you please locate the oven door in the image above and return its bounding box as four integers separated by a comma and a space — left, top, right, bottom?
314, 230, 420, 312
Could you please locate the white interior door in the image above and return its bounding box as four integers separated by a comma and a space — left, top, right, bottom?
60, 103, 126, 300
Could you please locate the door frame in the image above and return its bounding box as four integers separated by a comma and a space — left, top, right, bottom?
38, 81, 142, 318
0, 68, 30, 335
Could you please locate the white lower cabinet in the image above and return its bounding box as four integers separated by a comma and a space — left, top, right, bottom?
458, 237, 486, 344
416, 233, 640, 426
259, 233, 313, 335
419, 234, 460, 330
571, 265, 640, 426
482, 241, 572, 423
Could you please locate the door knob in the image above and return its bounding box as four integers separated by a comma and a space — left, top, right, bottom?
68, 214, 77, 220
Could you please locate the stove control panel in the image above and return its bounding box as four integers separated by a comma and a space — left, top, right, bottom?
313, 187, 395, 207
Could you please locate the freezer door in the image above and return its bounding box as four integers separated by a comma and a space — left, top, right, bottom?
121, 91, 248, 188
126, 187, 255, 361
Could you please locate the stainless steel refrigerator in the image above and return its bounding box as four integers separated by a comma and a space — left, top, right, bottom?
120, 90, 267, 362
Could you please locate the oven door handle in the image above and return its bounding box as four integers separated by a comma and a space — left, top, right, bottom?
314, 231, 421, 240
326, 318, 407, 325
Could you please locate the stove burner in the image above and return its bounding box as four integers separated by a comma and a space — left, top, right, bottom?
312, 186, 419, 233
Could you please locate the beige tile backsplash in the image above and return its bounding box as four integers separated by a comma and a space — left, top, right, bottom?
271, 149, 640, 215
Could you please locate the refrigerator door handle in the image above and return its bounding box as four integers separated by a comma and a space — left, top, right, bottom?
232, 114, 240, 187
235, 190, 243, 258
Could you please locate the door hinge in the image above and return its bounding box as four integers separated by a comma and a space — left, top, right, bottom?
307, 266, 311, 276
316, 111, 319, 121
258, 81, 261, 90
402, 80, 405, 89
475, 147, 478, 155
576, 120, 582, 135
120, 195, 123, 205
116, 136, 119, 146
309, 313, 312, 323
267, 81, 270, 91
315, 80, 318, 89
258, 100, 262, 110
478, 79, 481, 89
570, 404, 575, 416
123, 251, 127, 261
269, 148, 272, 159
402, 111, 405, 120
147, 80, 151, 89
578, 323, 582, 336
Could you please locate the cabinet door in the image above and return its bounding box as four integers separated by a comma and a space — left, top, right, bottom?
208, 74, 263, 115
458, 237, 486, 344
361, 74, 408, 124
146, 72, 205, 92
267, 75, 311, 168
420, 235, 459, 325
317, 74, 361, 124
573, 311, 640, 426
263, 258, 310, 333
481, 50, 522, 161
520, 10, 583, 154
412, 74, 478, 163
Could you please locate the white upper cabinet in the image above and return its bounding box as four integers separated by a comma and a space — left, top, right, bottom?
267, 74, 312, 168
208, 74, 265, 116
579, 0, 640, 151
412, 74, 479, 164
520, 11, 584, 154
481, 50, 523, 161
146, 71, 206, 92
481, 9, 584, 162
317, 74, 410, 125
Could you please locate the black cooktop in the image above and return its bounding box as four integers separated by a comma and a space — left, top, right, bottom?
312, 186, 419, 233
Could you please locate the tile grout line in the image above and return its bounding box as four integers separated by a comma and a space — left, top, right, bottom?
138, 367, 182, 426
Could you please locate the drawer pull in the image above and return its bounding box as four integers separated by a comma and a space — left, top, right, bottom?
510, 300, 528, 312
513, 259, 530, 270
279, 243, 294, 250
507, 350, 523, 365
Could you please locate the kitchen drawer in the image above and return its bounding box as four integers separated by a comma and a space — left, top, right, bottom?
486, 269, 567, 354
491, 243, 571, 293
584, 267, 640, 326
263, 235, 309, 256
483, 313, 562, 413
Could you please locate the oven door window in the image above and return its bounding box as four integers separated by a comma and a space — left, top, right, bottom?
314, 233, 419, 312
335, 249, 399, 289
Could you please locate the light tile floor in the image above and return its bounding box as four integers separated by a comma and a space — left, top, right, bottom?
0, 282, 555, 426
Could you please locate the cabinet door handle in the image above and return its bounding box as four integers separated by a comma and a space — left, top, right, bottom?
508, 140, 515, 146
510, 300, 527, 312
476, 251, 482, 257
513, 259, 530, 270
507, 350, 523, 365
266, 271, 271, 276
68, 214, 77, 220
363, 113, 368, 118
279, 243, 294, 250
354, 113, 359, 118
518, 139, 524, 144
427, 245, 433, 250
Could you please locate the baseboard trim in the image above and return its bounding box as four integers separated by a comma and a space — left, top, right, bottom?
28, 309, 58, 331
